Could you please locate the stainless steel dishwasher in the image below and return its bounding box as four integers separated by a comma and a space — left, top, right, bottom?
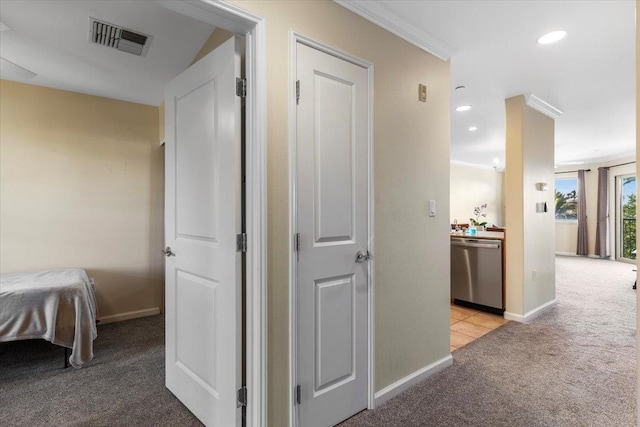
451, 237, 504, 313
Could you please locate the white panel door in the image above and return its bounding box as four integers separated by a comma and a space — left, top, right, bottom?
165, 36, 241, 427
296, 42, 370, 427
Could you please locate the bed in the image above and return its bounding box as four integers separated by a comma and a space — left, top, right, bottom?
0, 269, 97, 368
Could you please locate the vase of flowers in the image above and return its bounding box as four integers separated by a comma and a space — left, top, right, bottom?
470, 204, 488, 231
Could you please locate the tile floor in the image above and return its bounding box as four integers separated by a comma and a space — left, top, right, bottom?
450, 304, 508, 352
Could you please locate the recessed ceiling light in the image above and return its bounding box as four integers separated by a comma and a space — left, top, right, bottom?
468, 126, 478, 131
537, 30, 567, 45
455, 105, 471, 112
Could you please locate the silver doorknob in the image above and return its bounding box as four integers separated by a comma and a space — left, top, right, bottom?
162, 246, 175, 257
355, 250, 372, 263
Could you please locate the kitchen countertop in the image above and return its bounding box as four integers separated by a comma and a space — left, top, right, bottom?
450, 230, 505, 240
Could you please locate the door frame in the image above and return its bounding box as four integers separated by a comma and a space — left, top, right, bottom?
614, 173, 637, 263
288, 31, 375, 427
160, 1, 266, 426
606, 163, 636, 261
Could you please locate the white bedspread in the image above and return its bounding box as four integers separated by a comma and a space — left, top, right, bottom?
0, 269, 97, 368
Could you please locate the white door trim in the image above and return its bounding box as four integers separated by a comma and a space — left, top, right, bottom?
160, 1, 266, 426
288, 31, 375, 427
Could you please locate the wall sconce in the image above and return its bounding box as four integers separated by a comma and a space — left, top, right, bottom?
536, 182, 548, 191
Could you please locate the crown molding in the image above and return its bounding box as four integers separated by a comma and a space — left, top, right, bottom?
333, 0, 454, 61
564, 152, 636, 166
451, 159, 503, 171
525, 94, 563, 119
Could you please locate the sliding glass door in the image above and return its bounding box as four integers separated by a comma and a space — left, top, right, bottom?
616, 174, 636, 262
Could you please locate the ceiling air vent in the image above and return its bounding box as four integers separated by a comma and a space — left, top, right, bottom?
88, 18, 152, 57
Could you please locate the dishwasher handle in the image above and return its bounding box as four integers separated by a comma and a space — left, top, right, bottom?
452, 239, 501, 249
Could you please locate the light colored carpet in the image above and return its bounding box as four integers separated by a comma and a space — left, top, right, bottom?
1, 256, 636, 426
340, 255, 637, 426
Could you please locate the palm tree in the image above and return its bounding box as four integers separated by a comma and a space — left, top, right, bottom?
555, 190, 577, 220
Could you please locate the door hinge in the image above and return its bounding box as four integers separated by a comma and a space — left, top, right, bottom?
237, 386, 248, 408
295, 233, 301, 252
295, 384, 301, 405
295, 80, 300, 105
236, 233, 247, 253
236, 78, 247, 98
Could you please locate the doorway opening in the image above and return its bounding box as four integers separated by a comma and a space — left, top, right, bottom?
160, 2, 266, 426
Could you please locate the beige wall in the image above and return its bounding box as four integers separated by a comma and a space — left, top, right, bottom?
159, 102, 165, 143
450, 162, 504, 226
0, 80, 164, 320
505, 95, 556, 316
229, 1, 451, 424
555, 220, 577, 254
191, 28, 235, 65
555, 157, 635, 257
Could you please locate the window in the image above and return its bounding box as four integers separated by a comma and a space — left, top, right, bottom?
555, 178, 578, 220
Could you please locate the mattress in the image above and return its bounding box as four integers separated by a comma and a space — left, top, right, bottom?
0, 269, 98, 368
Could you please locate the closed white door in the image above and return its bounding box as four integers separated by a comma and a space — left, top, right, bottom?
295, 42, 371, 427
164, 36, 242, 427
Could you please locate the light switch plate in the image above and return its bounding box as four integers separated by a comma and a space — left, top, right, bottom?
419, 84, 427, 102
428, 199, 436, 217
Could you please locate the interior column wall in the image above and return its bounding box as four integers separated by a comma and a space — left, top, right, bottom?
505, 95, 556, 319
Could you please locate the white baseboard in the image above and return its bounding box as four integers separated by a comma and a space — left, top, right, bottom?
374, 354, 453, 407
98, 307, 160, 324
555, 252, 610, 259
504, 299, 557, 323
504, 311, 526, 322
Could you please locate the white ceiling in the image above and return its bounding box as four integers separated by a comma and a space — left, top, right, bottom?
0, 0, 215, 106
338, 0, 636, 168
1, 1, 635, 167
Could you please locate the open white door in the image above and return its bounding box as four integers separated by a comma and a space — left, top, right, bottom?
164, 36, 242, 427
